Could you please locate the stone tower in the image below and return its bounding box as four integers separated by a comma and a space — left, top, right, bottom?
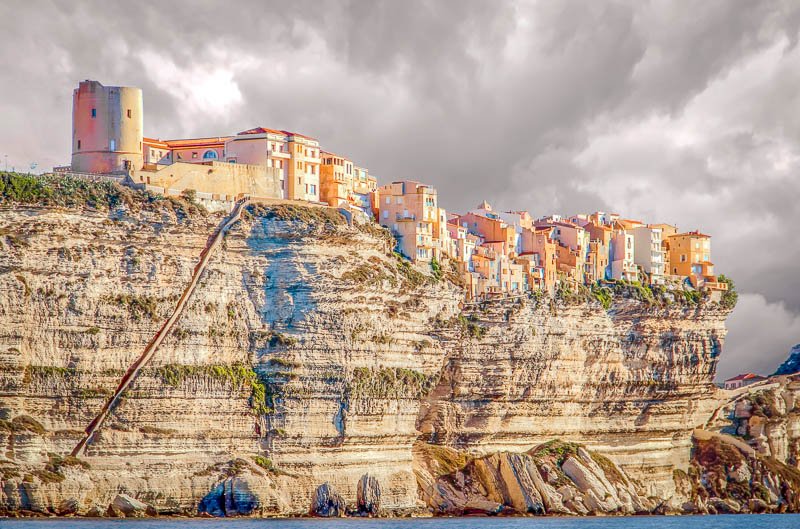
71, 80, 143, 174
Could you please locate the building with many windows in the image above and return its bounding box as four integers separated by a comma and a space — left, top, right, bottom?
319, 151, 377, 213
375, 180, 448, 262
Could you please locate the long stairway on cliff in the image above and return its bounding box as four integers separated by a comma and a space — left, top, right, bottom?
71, 198, 251, 457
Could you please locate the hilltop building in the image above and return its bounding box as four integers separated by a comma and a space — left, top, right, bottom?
71, 80, 143, 174
62, 80, 727, 301
67, 80, 370, 208
723, 373, 767, 390
375, 180, 450, 263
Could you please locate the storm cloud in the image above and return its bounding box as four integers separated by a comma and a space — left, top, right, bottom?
2, 0, 799, 379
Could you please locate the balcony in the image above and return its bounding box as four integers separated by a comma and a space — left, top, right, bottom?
267, 149, 291, 159
396, 213, 417, 221
703, 281, 729, 291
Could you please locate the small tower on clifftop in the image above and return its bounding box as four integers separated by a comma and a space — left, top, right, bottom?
71, 80, 143, 174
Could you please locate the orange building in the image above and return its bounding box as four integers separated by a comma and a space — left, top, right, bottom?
667, 231, 726, 290
319, 152, 377, 213
457, 207, 517, 257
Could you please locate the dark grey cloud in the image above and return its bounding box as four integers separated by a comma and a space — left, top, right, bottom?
1, 0, 799, 378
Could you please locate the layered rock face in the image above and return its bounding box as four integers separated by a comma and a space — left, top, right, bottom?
707, 374, 800, 472
418, 298, 730, 499
0, 199, 737, 516
0, 203, 459, 515
414, 441, 655, 516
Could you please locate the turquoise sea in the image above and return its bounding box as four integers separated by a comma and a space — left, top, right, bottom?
2, 516, 800, 529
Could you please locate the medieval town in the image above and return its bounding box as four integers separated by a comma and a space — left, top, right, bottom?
58, 80, 729, 302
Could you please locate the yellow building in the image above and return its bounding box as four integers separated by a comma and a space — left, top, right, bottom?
376, 180, 446, 262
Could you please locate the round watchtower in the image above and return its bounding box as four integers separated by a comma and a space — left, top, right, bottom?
71, 80, 143, 174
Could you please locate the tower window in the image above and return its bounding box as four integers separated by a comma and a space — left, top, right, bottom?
127, 109, 132, 118
91, 108, 96, 118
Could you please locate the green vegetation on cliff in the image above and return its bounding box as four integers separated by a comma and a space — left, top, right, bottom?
348, 366, 437, 399
0, 172, 203, 217
154, 363, 272, 415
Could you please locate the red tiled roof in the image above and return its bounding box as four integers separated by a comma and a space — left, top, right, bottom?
238, 127, 284, 136
725, 373, 766, 382
163, 137, 231, 148
143, 137, 169, 148
282, 130, 318, 141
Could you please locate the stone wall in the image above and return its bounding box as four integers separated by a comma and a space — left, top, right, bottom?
131, 161, 283, 200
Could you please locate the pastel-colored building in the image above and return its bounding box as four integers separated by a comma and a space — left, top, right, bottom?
519, 227, 557, 294
631, 225, 665, 284
651, 223, 678, 279
610, 230, 637, 281
459, 203, 518, 256
724, 373, 767, 390
668, 231, 714, 287
71, 80, 143, 174
376, 180, 444, 262
586, 240, 609, 284
226, 128, 320, 202
319, 152, 377, 213
583, 221, 613, 280
142, 137, 229, 167
286, 132, 321, 202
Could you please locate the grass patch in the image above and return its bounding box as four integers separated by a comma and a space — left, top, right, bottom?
267, 357, 300, 369
348, 366, 436, 399
108, 294, 159, 321
154, 363, 273, 415
530, 439, 581, 466
0, 415, 46, 435
247, 204, 345, 226
251, 455, 273, 471
0, 172, 206, 218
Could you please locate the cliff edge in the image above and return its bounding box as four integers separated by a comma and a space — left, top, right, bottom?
0, 179, 756, 517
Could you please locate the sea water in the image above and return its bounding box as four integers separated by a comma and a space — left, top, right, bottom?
2, 515, 800, 529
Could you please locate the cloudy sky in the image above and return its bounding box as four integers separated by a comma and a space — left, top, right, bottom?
2, 0, 799, 378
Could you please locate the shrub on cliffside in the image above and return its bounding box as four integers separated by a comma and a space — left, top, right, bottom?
0, 172, 205, 218
717, 274, 738, 309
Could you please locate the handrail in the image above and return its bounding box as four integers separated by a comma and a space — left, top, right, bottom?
71, 198, 250, 457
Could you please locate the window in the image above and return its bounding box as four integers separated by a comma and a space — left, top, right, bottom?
127, 109, 132, 118
77, 140, 81, 149
192, 152, 198, 159
385, 197, 390, 205
177, 153, 183, 160
383, 210, 388, 219
310, 184, 316, 194
109, 139, 116, 151
203, 150, 218, 160
680, 254, 686, 263
91, 108, 96, 118
396, 197, 403, 205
